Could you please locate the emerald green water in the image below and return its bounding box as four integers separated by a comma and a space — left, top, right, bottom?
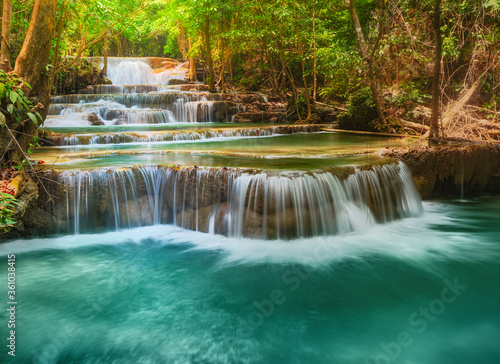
33, 132, 404, 170
41, 123, 278, 134
1, 196, 499, 363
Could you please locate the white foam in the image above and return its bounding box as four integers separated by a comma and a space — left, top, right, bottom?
106, 59, 187, 86
1, 202, 496, 268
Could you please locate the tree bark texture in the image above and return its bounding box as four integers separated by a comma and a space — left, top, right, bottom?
9, 0, 57, 162
1, 0, 12, 72
15, 0, 57, 104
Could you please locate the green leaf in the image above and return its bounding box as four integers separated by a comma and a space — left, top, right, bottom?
10, 91, 18, 104
7, 104, 14, 114
27, 112, 38, 126
0, 83, 6, 99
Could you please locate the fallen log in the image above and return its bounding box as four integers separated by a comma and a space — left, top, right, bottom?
399, 118, 429, 134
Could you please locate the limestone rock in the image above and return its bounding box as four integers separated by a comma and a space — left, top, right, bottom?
161, 61, 179, 69
404, 106, 431, 125
88, 112, 104, 126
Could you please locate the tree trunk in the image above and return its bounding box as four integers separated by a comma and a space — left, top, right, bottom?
178, 22, 188, 61
429, 0, 442, 142
188, 38, 197, 82
312, 0, 318, 102
11, 0, 57, 162
294, 0, 311, 120
49, 1, 68, 93
1, 0, 12, 72
117, 35, 121, 57
203, 17, 216, 93
15, 0, 57, 100
102, 35, 109, 76
344, 0, 386, 124
268, 51, 279, 91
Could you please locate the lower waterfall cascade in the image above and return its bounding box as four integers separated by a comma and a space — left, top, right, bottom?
56, 162, 422, 239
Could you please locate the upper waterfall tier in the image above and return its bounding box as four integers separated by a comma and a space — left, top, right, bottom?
48, 162, 423, 239
46, 91, 274, 126
46, 94, 241, 126
88, 57, 188, 85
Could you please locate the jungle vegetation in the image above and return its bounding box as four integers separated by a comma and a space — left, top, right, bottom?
0, 0, 499, 166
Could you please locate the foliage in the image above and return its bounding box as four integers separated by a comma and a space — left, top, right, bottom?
2, 0, 498, 139
0, 192, 19, 233
0, 71, 42, 128
338, 87, 379, 131
53, 58, 110, 95
389, 82, 432, 108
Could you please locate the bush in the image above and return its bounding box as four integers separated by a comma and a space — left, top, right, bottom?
0, 192, 19, 233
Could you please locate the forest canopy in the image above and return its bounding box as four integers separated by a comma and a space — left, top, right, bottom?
0, 0, 499, 166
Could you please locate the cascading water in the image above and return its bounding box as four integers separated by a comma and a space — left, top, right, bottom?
45, 57, 226, 126
107, 60, 157, 85
56, 125, 321, 146
104, 57, 187, 85
47, 93, 225, 126
55, 162, 422, 239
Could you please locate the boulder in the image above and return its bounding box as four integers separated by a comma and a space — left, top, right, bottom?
404, 105, 431, 125
88, 112, 104, 126
161, 61, 179, 69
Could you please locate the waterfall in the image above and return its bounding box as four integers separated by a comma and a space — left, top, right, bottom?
48, 93, 223, 125
56, 162, 423, 239
107, 61, 157, 85
104, 58, 188, 85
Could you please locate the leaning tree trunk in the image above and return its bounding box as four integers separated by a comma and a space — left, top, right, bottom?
344, 0, 387, 124
15, 0, 57, 105
10, 0, 57, 162
1, 0, 12, 72
429, 0, 442, 143
203, 17, 216, 93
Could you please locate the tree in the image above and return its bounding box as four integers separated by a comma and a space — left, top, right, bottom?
344, 0, 387, 125
428, 0, 442, 143
203, 16, 216, 93
0, 0, 57, 165
0, 0, 12, 72
14, 0, 57, 113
